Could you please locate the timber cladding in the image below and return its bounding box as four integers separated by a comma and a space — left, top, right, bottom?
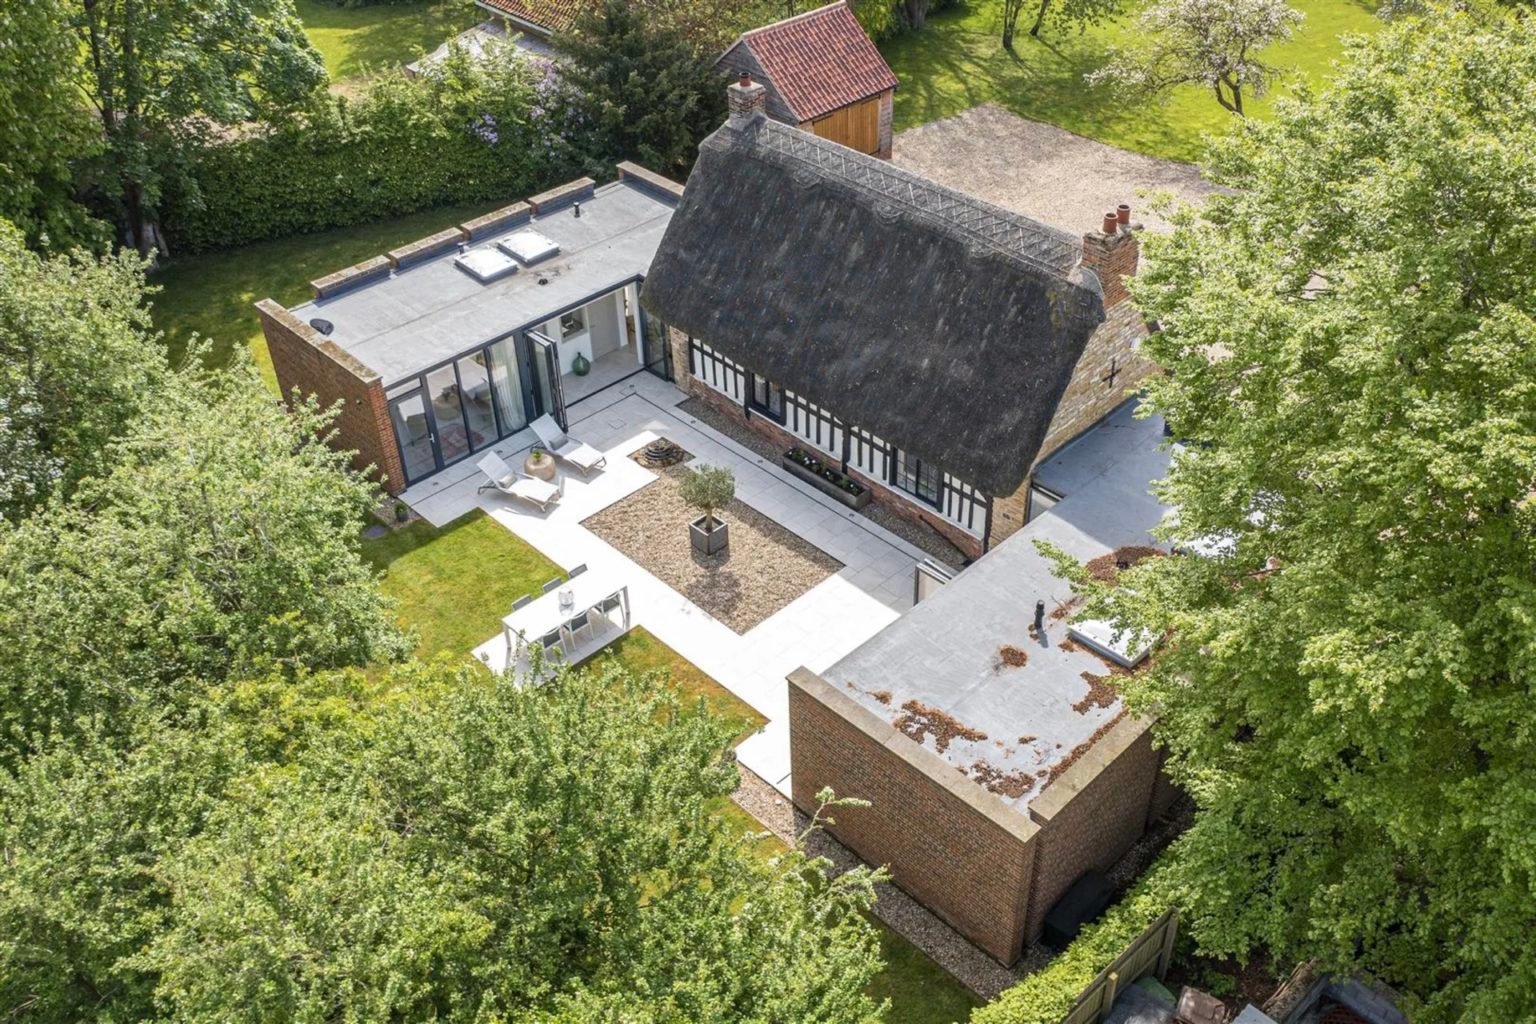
789, 668, 1167, 964
806, 94, 885, 156
257, 299, 405, 494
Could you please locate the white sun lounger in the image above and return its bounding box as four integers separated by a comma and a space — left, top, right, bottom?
530, 415, 607, 477
476, 453, 562, 512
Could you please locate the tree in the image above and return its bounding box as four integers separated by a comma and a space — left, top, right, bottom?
1004, 0, 1124, 47
0, 220, 164, 521
68, 0, 326, 254
680, 464, 735, 530
555, 0, 729, 176
0, 2, 103, 250
1072, 8, 1536, 1019
0, 362, 410, 764
1086, 0, 1302, 115
2, 661, 887, 1023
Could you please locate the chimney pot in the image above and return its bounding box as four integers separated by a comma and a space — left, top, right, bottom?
1116, 204, 1131, 227
739, 71, 751, 87
1101, 212, 1119, 235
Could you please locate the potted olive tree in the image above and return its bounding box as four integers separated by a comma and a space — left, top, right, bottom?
680, 464, 734, 556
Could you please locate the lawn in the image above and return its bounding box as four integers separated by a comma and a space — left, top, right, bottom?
149, 200, 505, 387
296, 0, 482, 82
361, 509, 564, 658
882, 0, 1381, 161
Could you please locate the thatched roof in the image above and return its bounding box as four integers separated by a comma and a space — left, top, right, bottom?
641, 117, 1106, 496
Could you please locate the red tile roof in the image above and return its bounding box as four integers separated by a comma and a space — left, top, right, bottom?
736, 2, 899, 122
477, 0, 591, 35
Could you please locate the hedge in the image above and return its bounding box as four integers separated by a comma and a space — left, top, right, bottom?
973, 863, 1178, 1024
161, 49, 585, 253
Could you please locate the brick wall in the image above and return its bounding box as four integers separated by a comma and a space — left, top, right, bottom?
1024, 716, 1162, 940
257, 299, 405, 493
789, 670, 1038, 962
790, 667, 1170, 960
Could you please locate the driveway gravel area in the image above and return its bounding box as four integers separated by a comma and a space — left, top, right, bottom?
582, 448, 842, 634
893, 104, 1220, 235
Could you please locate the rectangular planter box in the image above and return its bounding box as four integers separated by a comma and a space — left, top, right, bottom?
781, 454, 871, 510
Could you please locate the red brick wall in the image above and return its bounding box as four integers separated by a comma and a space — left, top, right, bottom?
257, 299, 405, 493
1024, 717, 1162, 940
789, 670, 1037, 963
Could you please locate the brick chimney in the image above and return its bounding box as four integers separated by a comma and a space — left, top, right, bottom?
727, 72, 767, 129
1079, 205, 1139, 309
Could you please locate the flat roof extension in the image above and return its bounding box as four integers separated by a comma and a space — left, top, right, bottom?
823, 400, 1171, 812
290, 176, 677, 386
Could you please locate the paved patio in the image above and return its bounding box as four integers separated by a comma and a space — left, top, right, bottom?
402, 372, 930, 794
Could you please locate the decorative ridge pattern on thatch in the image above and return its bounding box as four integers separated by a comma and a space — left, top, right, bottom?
643, 118, 1107, 497
751, 117, 1084, 278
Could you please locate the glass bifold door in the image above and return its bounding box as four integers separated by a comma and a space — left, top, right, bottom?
386, 336, 533, 487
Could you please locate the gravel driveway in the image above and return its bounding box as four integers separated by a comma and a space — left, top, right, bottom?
892, 104, 1219, 235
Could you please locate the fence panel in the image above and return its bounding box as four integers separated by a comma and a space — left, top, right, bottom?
1060, 908, 1179, 1024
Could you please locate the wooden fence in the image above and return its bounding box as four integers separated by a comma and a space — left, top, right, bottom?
1060, 908, 1179, 1024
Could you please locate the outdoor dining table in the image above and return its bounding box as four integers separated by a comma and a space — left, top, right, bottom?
501, 570, 631, 675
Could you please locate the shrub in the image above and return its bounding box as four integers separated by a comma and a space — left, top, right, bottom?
161, 44, 586, 253
973, 862, 1176, 1024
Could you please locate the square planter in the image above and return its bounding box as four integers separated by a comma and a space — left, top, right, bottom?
689, 516, 729, 556
781, 453, 871, 510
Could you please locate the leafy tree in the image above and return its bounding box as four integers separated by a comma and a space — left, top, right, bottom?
3, 660, 886, 1022
0, 2, 103, 250
68, 0, 326, 254
555, 0, 729, 177
1070, 8, 1536, 1019
0, 362, 409, 764
1002, 0, 1124, 48
0, 221, 164, 520
1086, 0, 1302, 115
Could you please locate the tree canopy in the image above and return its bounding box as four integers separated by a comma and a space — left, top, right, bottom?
1090, 7, 1536, 1019
0, 223, 164, 520
0, 361, 410, 765
2, 659, 887, 1023
555, 0, 728, 177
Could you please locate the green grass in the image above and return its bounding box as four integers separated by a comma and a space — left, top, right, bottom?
296, 0, 482, 82
361, 509, 564, 658
588, 628, 769, 743
148, 200, 506, 387
882, 0, 1382, 161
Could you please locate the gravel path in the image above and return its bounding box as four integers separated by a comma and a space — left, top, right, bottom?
730, 767, 1191, 1000
893, 104, 1219, 236
582, 449, 842, 634
678, 397, 968, 572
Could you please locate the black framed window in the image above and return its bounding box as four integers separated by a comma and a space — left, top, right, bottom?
749, 374, 784, 421
893, 450, 941, 507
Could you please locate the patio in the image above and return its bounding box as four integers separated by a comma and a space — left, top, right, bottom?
405, 372, 931, 795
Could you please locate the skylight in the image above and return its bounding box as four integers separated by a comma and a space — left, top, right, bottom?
454, 247, 519, 283
498, 229, 561, 266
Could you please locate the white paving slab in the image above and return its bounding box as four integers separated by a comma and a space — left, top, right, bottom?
441, 374, 925, 795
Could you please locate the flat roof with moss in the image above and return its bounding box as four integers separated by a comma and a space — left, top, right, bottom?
823, 400, 1171, 810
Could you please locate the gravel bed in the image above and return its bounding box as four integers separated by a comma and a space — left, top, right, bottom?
582, 449, 842, 633
677, 397, 968, 572
728, 768, 1192, 1000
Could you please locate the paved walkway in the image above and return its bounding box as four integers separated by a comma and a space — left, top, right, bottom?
402, 372, 929, 794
